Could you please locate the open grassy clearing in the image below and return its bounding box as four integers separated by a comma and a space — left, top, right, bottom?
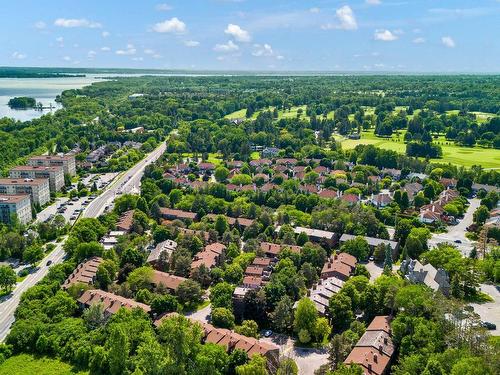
0, 354, 88, 375
181, 152, 223, 166
225, 105, 310, 121
337, 129, 500, 168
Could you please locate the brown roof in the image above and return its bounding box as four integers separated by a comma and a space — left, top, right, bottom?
10, 165, 62, 172
260, 242, 301, 257
0, 178, 49, 186
344, 315, 394, 375
245, 266, 264, 276
191, 243, 226, 270
176, 227, 210, 242
62, 257, 103, 289
345, 347, 391, 375
367, 315, 392, 334
318, 189, 339, 199
151, 270, 187, 291
0, 194, 31, 204
243, 276, 263, 288
78, 289, 150, 314
206, 214, 254, 228
29, 155, 74, 161
252, 257, 271, 267
321, 255, 354, 280
205, 242, 226, 255
116, 210, 134, 232
160, 208, 197, 220
341, 194, 360, 203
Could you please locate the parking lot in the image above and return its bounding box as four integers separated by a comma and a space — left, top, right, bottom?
36, 172, 119, 225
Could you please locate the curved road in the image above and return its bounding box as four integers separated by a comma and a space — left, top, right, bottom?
0, 141, 166, 342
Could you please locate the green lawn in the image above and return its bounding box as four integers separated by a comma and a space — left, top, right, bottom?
181, 153, 223, 166
337, 130, 500, 168
0, 354, 87, 375
224, 108, 247, 120
225, 105, 309, 121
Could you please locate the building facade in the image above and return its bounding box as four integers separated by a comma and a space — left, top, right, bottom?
28, 155, 76, 176
0, 178, 50, 206
0, 194, 32, 225
9, 166, 64, 192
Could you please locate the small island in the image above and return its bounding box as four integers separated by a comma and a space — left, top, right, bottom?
8, 96, 37, 109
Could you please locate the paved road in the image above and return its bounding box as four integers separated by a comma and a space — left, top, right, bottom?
0, 238, 66, 341
429, 198, 480, 256
83, 142, 166, 218
471, 283, 500, 336
261, 334, 328, 374
0, 141, 166, 342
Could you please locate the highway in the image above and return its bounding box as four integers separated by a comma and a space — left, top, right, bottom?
83, 142, 166, 218
0, 141, 166, 342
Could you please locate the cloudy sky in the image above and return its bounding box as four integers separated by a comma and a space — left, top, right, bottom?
1, 0, 499, 72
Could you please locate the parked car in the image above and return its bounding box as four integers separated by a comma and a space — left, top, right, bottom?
46, 260, 52, 266
264, 330, 273, 337
454, 240, 462, 244
481, 321, 497, 330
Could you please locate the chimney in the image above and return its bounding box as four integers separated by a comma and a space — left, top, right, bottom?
328, 263, 331, 269
379, 345, 383, 353
384, 337, 388, 344
373, 353, 378, 363
368, 364, 372, 371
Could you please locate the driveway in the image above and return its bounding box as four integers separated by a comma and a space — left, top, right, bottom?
429, 198, 480, 256
261, 334, 329, 374
185, 303, 211, 323
470, 283, 500, 336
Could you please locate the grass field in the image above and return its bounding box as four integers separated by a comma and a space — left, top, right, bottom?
0, 355, 88, 375
181, 152, 223, 166
337, 130, 500, 168
225, 105, 309, 121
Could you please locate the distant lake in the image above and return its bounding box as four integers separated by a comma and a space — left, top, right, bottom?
0, 75, 106, 121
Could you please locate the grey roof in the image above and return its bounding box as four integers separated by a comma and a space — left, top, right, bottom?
147, 240, 177, 263
400, 258, 450, 294
339, 234, 398, 250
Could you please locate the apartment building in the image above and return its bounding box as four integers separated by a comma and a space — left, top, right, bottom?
28, 154, 76, 176
0, 194, 32, 225
0, 178, 50, 206
9, 165, 64, 192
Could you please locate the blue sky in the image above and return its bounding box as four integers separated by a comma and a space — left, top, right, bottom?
1, 0, 499, 72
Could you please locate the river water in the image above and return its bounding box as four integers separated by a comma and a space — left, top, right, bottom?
0, 75, 107, 122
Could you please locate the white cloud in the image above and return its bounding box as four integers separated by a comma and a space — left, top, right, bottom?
413, 37, 426, 44
132, 57, 144, 61
252, 43, 282, 59
156, 3, 172, 11
34, 21, 46, 30
62, 56, 72, 61
152, 54, 162, 59
309, 7, 320, 13
12, 51, 27, 60
224, 24, 251, 42
56, 36, 64, 43
374, 29, 398, 41
87, 50, 97, 59
102, 31, 110, 38
366, 0, 381, 5
184, 40, 200, 47
100, 46, 111, 52
322, 5, 358, 30
252, 43, 273, 57
153, 17, 186, 33
213, 40, 239, 52
144, 49, 155, 55
441, 36, 455, 48
54, 18, 102, 28
116, 44, 137, 55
